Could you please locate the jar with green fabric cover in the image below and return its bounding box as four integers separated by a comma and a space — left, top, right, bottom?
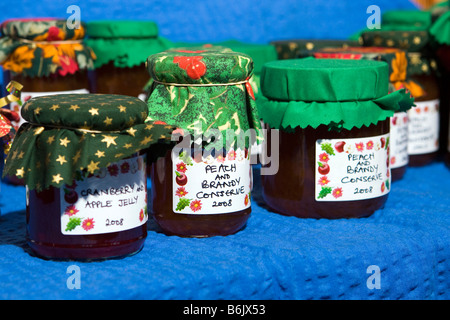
2, 93, 176, 260
145, 47, 263, 237
86, 20, 172, 97
258, 58, 414, 219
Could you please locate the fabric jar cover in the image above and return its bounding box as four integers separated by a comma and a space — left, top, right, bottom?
145, 47, 264, 150
0, 18, 96, 78
258, 58, 415, 131
312, 46, 425, 99
2, 94, 176, 191
86, 20, 173, 69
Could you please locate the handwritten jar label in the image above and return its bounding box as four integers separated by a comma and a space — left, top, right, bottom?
315, 134, 390, 201
60, 155, 147, 235
390, 112, 409, 168
407, 99, 440, 155
172, 149, 251, 215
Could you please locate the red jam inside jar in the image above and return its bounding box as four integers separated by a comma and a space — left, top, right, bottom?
26, 155, 148, 260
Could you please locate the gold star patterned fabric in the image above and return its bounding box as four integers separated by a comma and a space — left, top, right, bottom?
3, 93, 176, 191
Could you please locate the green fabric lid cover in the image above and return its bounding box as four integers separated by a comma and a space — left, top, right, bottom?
86, 20, 173, 68
382, 10, 432, 30
0, 18, 95, 77
259, 58, 414, 131
146, 47, 263, 150
3, 94, 176, 191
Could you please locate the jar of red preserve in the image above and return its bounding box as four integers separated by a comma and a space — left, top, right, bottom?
258, 58, 414, 219
2, 93, 175, 260
145, 47, 263, 237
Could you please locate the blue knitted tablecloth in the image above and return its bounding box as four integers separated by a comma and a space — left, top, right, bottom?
0, 161, 449, 300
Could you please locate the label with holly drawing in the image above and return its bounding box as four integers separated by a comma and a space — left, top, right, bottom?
172, 149, 251, 215
315, 134, 390, 201
390, 112, 409, 168
9, 89, 89, 131
407, 99, 440, 155
60, 155, 147, 235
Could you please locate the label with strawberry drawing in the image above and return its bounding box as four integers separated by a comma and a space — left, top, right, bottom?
9, 89, 89, 131
315, 134, 390, 201
390, 112, 409, 168
60, 155, 147, 235
407, 99, 440, 155
172, 149, 251, 214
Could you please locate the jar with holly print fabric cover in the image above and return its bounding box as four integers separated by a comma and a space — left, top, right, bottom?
258, 58, 414, 219
145, 47, 263, 237
2, 93, 176, 260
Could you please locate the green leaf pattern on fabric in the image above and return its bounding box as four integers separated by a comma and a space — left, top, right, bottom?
146, 48, 263, 149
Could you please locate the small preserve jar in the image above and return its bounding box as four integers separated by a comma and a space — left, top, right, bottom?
86, 20, 172, 97
313, 46, 421, 181
2, 93, 175, 260
0, 18, 95, 130
258, 58, 414, 219
145, 47, 263, 237
430, 9, 450, 167
361, 29, 441, 166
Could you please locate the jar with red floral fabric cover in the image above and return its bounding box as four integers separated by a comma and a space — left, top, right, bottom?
0, 18, 96, 184
361, 25, 441, 167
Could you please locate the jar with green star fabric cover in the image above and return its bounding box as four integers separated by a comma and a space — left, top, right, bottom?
361, 22, 441, 167
86, 20, 173, 97
146, 47, 263, 237
258, 58, 414, 219
2, 93, 176, 260
312, 46, 422, 181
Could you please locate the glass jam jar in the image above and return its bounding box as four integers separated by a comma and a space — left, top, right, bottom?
0, 18, 94, 129
407, 68, 440, 166
0, 18, 95, 185
2, 93, 175, 260
86, 20, 173, 97
270, 39, 360, 60
361, 29, 441, 166
312, 46, 422, 181
145, 47, 262, 236
258, 58, 414, 219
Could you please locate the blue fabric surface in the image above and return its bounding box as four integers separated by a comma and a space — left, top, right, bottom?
0, 161, 449, 300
